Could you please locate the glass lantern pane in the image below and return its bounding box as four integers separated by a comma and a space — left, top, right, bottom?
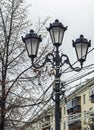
25, 39, 32, 57
75, 43, 82, 60
53, 27, 59, 43
82, 43, 88, 60
50, 29, 54, 44
75, 43, 88, 61
59, 28, 64, 44
32, 38, 39, 56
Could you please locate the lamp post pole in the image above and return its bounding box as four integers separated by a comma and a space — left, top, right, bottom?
22, 19, 91, 130
54, 47, 61, 130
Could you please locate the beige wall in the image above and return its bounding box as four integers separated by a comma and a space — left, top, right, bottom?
25, 80, 94, 130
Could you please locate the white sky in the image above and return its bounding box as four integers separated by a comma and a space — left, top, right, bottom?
25, 0, 94, 46
25, 0, 94, 84
26, 0, 94, 29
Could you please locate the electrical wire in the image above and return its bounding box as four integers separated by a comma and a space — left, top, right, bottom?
1, 48, 94, 126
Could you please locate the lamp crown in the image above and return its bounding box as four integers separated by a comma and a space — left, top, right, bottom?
55, 19, 59, 23
80, 34, 84, 38
73, 35, 91, 47
22, 29, 42, 43
30, 29, 34, 33
47, 19, 67, 32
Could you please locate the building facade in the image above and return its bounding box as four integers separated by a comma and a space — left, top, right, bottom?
24, 79, 94, 130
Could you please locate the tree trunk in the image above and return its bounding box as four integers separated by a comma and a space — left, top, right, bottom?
1, 64, 6, 130
1, 84, 6, 130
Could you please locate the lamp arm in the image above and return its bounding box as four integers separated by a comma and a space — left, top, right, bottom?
61, 53, 83, 72
31, 53, 55, 69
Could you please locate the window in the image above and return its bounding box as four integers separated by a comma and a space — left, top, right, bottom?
67, 100, 72, 110
83, 95, 86, 104
66, 100, 73, 114
64, 107, 66, 115
38, 122, 41, 129
83, 111, 86, 119
91, 95, 94, 103
60, 107, 62, 120
89, 87, 94, 103
63, 122, 66, 129
72, 96, 81, 107
72, 97, 81, 113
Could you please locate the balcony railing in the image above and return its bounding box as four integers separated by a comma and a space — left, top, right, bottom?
68, 113, 81, 125
83, 110, 94, 125
68, 110, 94, 125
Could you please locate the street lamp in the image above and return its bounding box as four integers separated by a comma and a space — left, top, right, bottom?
22, 19, 91, 130
47, 19, 67, 46
22, 29, 42, 59
72, 34, 91, 67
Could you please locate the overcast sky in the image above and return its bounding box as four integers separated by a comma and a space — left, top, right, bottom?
26, 0, 94, 35
25, 0, 94, 83
26, 0, 94, 48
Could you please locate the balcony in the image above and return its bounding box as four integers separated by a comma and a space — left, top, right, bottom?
67, 97, 81, 115
67, 110, 94, 130
73, 105, 81, 113
89, 111, 94, 125
69, 121, 81, 130
72, 97, 81, 113
67, 100, 73, 114
68, 113, 81, 125
83, 110, 94, 126
68, 113, 81, 130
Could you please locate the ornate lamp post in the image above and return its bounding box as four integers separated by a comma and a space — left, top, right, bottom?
22, 19, 91, 130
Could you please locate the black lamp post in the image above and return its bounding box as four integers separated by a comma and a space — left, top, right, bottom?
22, 19, 91, 130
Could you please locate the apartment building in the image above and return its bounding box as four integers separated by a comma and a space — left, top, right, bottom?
61, 79, 94, 130
24, 79, 94, 130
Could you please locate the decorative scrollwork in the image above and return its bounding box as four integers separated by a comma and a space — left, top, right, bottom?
61, 53, 83, 71
51, 90, 65, 102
